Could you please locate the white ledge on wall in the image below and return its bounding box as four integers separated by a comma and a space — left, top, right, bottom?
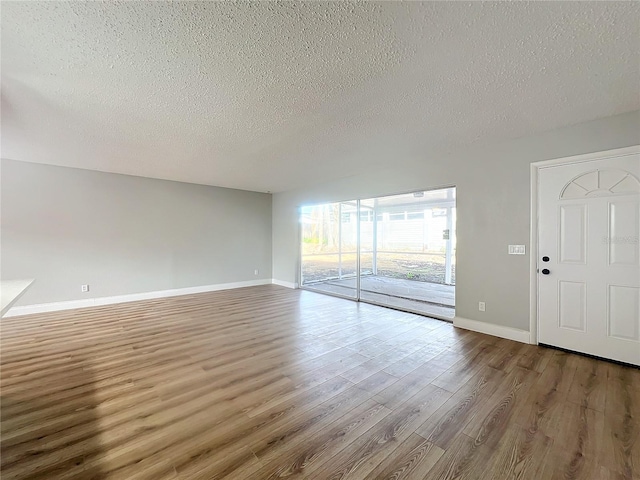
4, 279, 273, 317
1, 279, 35, 317
453, 316, 531, 344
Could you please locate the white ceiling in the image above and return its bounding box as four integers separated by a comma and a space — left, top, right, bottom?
2, 1, 639, 193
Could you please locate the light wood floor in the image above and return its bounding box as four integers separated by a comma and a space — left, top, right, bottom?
1, 285, 638, 480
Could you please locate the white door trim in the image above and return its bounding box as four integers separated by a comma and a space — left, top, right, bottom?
529, 145, 640, 345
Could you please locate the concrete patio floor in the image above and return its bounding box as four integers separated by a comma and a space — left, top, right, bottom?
302, 275, 455, 319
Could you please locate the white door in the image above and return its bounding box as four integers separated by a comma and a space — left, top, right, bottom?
538, 152, 640, 365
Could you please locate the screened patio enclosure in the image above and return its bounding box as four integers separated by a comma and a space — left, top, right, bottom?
300, 187, 456, 319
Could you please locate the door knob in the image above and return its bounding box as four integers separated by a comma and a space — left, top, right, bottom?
541, 269, 550, 275
542, 256, 550, 262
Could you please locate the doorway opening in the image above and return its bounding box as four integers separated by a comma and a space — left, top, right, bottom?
300, 187, 456, 319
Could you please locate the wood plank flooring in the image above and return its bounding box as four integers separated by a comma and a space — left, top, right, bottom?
1, 285, 638, 479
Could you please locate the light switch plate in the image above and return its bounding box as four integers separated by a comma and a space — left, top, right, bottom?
508, 245, 526, 255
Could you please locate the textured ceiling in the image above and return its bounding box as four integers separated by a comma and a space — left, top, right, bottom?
2, 1, 639, 192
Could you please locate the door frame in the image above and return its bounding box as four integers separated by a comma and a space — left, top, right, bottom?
529, 145, 640, 345
297, 185, 457, 321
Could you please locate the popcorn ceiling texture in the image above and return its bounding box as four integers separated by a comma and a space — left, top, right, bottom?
2, 1, 639, 192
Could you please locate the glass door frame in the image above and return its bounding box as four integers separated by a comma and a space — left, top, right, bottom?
298, 200, 362, 302
298, 186, 456, 321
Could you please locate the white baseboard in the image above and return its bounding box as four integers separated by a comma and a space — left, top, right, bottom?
453, 316, 531, 344
4, 279, 273, 317
272, 279, 298, 289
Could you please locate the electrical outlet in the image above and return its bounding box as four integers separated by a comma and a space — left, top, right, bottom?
479, 301, 486, 312
81, 284, 90, 293
254, 269, 259, 276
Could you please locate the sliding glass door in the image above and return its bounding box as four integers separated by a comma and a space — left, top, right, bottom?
300, 187, 456, 319
300, 202, 357, 299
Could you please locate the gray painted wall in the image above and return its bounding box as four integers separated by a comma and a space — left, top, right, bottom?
272, 111, 640, 331
1, 160, 272, 306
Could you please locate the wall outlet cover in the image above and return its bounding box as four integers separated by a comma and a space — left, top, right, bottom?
508, 245, 526, 255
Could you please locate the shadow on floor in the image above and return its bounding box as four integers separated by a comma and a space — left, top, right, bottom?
1, 356, 106, 480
